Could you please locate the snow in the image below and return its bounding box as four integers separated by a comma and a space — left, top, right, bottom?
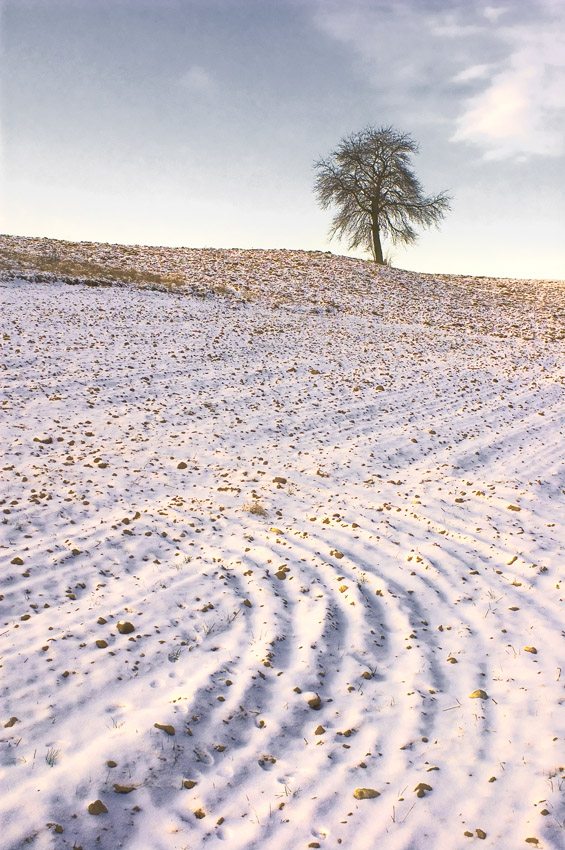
1, 238, 564, 849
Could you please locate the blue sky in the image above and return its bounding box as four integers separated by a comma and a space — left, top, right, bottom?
1, 0, 564, 278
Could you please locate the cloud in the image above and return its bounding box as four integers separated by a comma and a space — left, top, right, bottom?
482, 6, 508, 24
452, 63, 494, 83
428, 13, 483, 38
179, 65, 216, 96
306, 0, 565, 160
452, 19, 565, 158
306, 0, 469, 119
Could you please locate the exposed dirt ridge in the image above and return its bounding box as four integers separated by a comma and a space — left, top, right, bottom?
1, 233, 564, 338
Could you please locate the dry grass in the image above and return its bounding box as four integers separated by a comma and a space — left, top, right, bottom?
0, 247, 187, 290
244, 501, 268, 517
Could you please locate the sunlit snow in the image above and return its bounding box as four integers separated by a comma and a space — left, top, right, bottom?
1, 235, 564, 849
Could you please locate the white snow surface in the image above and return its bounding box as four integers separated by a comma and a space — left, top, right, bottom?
1, 240, 564, 850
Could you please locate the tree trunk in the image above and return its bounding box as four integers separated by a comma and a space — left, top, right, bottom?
371, 206, 384, 264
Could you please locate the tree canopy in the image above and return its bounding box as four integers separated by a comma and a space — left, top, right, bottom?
313, 125, 451, 264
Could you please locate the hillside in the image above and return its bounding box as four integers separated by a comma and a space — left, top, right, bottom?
1, 234, 564, 341
1, 235, 564, 850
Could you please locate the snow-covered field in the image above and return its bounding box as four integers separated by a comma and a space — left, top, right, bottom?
1, 237, 564, 850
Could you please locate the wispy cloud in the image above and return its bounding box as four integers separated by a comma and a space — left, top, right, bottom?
452, 63, 494, 83
428, 12, 483, 38
307, 0, 467, 121
179, 65, 216, 97
482, 6, 508, 24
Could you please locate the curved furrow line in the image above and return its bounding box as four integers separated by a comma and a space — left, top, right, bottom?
138, 542, 333, 816
342, 510, 565, 847
142, 535, 395, 848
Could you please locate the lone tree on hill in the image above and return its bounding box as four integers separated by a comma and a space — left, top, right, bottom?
313, 125, 451, 264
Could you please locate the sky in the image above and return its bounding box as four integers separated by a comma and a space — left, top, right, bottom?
1, 0, 564, 279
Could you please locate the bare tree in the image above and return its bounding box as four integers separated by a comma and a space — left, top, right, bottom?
313, 125, 451, 264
